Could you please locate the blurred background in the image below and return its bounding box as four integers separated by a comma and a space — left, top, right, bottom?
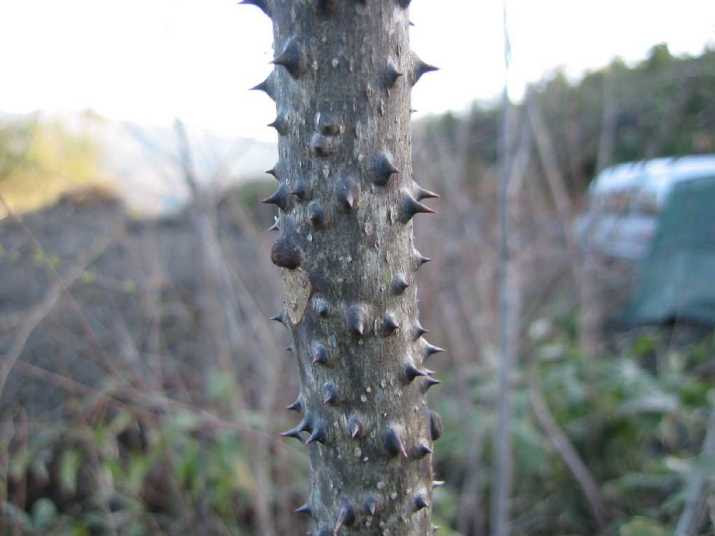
1, 1, 715, 534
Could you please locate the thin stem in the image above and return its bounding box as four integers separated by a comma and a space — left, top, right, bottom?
492, 2, 514, 534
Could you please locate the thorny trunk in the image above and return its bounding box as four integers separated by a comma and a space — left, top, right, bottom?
244, 1, 442, 534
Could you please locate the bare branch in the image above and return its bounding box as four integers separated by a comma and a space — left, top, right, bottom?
0, 232, 113, 398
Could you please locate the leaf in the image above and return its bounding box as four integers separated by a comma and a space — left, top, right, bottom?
71, 525, 91, 536
632, 335, 657, 358
617, 393, 678, 415
31, 498, 57, 529
9, 448, 30, 480
207, 369, 235, 401
619, 517, 668, 536
171, 410, 200, 432
126, 454, 151, 495
60, 448, 82, 495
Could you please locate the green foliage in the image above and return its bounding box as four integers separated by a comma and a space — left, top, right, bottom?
533, 44, 715, 190
0, 118, 37, 180
0, 114, 107, 215
2, 403, 286, 535
620, 517, 668, 536
432, 315, 715, 535
423, 44, 715, 194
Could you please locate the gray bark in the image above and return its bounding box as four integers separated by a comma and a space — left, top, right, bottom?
245, 1, 442, 534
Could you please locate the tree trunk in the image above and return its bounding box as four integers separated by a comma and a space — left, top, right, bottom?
244, 1, 442, 534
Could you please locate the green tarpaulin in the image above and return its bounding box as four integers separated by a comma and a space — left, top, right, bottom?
621, 176, 715, 326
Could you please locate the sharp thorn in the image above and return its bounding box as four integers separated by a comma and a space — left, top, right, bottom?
414, 441, 433, 459
281, 417, 310, 441
295, 503, 312, 516
412, 54, 439, 86
346, 304, 367, 336
384, 426, 408, 458
267, 113, 289, 135
415, 318, 429, 339
421, 376, 441, 393
414, 247, 431, 268
311, 342, 329, 366
392, 273, 409, 294
334, 501, 355, 533
384, 61, 404, 89
373, 151, 399, 186
272, 37, 303, 79
383, 312, 400, 335
337, 175, 359, 211
414, 183, 440, 200
270, 311, 289, 327
305, 422, 326, 445
266, 167, 280, 181
262, 183, 290, 211
413, 493, 429, 512
286, 395, 303, 413
405, 364, 429, 383
238, 0, 271, 17
401, 190, 436, 223
322, 383, 338, 405
312, 296, 330, 317
318, 0, 337, 16
249, 75, 275, 100
348, 415, 363, 439
291, 178, 308, 200
308, 201, 325, 227
424, 341, 446, 358
364, 496, 380, 516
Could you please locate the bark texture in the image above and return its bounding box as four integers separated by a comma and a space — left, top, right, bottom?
245, 1, 442, 534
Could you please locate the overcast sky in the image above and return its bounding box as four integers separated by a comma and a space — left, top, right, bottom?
1, 0, 713, 141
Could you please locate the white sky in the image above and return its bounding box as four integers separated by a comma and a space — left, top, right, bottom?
1, 0, 713, 142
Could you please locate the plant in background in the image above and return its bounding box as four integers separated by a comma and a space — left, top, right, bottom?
244, 0, 443, 533
0, 115, 107, 215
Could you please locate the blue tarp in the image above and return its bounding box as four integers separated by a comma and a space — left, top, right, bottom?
621, 176, 715, 326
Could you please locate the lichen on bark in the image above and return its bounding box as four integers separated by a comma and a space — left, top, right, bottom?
246, 1, 442, 534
